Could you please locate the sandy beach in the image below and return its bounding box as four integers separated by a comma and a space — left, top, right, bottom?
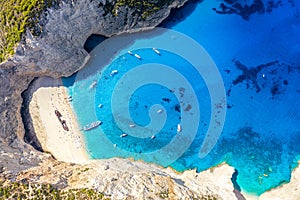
26, 77, 300, 199
29, 76, 89, 164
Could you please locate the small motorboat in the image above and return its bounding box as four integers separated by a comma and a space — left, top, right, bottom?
177, 124, 182, 133
82, 121, 102, 131
98, 104, 103, 108
127, 50, 133, 55
134, 53, 142, 60
157, 109, 163, 114
120, 133, 128, 138
151, 135, 155, 139
129, 124, 135, 128
67, 96, 73, 102
152, 48, 161, 55
89, 81, 97, 89
110, 70, 118, 76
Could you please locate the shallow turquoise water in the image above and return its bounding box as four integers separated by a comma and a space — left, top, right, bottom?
63, 0, 300, 195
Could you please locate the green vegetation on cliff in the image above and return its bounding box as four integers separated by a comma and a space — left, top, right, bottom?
0, 181, 106, 200
0, 180, 220, 200
112, 0, 173, 19
0, 0, 58, 62
0, 0, 175, 63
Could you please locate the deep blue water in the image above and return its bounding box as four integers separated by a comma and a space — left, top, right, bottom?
63, 0, 300, 195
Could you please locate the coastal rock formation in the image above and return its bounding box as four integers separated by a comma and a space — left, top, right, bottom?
0, 0, 238, 199
16, 158, 238, 199
1, 0, 299, 199
0, 0, 187, 173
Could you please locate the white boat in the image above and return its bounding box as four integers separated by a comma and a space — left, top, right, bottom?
152, 48, 161, 55
89, 81, 97, 89
120, 133, 128, 138
98, 104, 103, 108
177, 124, 182, 132
129, 124, 135, 128
82, 120, 102, 131
157, 109, 163, 114
110, 70, 118, 76
134, 53, 142, 60
67, 96, 73, 102
114, 144, 117, 148
127, 50, 133, 55
151, 135, 155, 139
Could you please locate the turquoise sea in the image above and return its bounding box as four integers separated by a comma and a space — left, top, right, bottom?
63, 0, 300, 195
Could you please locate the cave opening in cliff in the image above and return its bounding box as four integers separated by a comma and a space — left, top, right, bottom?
84, 34, 108, 53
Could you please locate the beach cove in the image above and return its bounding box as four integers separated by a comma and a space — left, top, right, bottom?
28, 77, 89, 163
25, 0, 300, 198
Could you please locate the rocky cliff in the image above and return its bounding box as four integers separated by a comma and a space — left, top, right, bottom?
1, 0, 299, 199
0, 0, 186, 171
2, 0, 238, 198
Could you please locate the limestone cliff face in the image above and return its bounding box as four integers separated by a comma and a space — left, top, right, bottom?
16, 158, 238, 200
1, 0, 298, 199
0, 0, 186, 167
2, 0, 241, 199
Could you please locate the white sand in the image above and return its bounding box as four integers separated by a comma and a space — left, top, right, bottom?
29, 77, 89, 164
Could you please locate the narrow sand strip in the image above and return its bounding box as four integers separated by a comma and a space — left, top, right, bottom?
29, 76, 89, 163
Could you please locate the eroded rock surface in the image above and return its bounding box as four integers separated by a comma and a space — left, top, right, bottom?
16, 158, 238, 199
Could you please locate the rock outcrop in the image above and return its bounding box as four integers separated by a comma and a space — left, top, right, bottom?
16, 158, 238, 199
1, 0, 299, 199
0, 0, 240, 199
0, 0, 187, 173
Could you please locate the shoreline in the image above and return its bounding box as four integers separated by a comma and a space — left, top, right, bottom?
27, 77, 300, 199
29, 76, 90, 164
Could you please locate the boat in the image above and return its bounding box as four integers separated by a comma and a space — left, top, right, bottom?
127, 50, 133, 55
157, 109, 163, 114
152, 48, 161, 55
89, 81, 97, 89
120, 133, 128, 138
82, 120, 102, 131
151, 135, 155, 139
129, 124, 135, 128
98, 104, 103, 108
134, 53, 142, 60
110, 70, 118, 76
177, 124, 182, 132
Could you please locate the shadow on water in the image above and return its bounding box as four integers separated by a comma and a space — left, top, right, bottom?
84, 34, 108, 53
75, 0, 204, 82
62, 72, 77, 87
231, 169, 247, 200
159, 0, 203, 29
73, 28, 175, 83
231, 169, 241, 191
